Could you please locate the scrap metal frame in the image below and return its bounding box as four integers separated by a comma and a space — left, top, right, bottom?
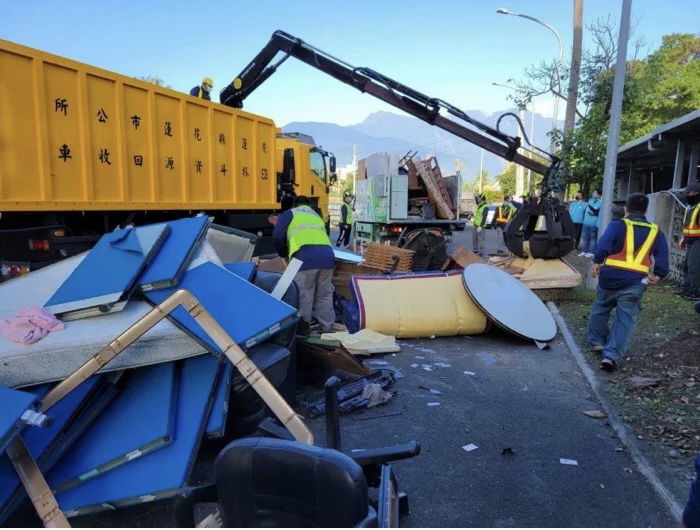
7, 288, 313, 528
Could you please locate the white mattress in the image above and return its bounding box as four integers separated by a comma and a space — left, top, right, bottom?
0, 254, 206, 389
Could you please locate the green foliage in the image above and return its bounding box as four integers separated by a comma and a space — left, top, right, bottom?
331, 172, 354, 199
136, 75, 171, 88
495, 162, 516, 197
549, 31, 700, 197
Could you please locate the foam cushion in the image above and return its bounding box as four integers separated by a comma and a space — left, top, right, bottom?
351, 271, 488, 339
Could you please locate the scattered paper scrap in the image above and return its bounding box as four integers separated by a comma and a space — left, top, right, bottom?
477, 352, 497, 365
419, 386, 443, 396
416, 348, 436, 354
422, 366, 433, 371
434, 362, 452, 368
410, 363, 419, 368
415, 356, 425, 360
462, 444, 478, 452
583, 410, 607, 419
560, 458, 578, 466
369, 360, 389, 366
427, 402, 441, 407
534, 341, 550, 350
464, 371, 476, 376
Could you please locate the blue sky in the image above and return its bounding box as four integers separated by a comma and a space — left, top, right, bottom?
3, 1, 698, 127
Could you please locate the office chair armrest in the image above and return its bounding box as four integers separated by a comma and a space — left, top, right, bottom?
348, 441, 421, 467
173, 483, 218, 527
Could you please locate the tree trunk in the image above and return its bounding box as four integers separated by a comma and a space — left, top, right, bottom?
564, 0, 583, 134
558, 0, 584, 201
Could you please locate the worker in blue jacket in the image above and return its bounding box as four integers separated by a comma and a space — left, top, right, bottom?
270, 196, 336, 336
588, 193, 669, 372
569, 191, 587, 251
190, 77, 213, 101
581, 189, 603, 257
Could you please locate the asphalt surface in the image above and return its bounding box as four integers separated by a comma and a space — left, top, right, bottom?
7, 227, 679, 527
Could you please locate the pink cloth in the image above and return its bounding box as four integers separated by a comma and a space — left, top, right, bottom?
0, 307, 65, 345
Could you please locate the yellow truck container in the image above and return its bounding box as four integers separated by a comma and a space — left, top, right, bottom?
0, 38, 279, 210
0, 38, 336, 276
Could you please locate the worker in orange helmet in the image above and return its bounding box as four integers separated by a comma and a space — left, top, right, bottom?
190, 77, 214, 101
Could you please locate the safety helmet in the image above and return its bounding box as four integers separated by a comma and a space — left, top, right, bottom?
343, 190, 353, 198
202, 77, 214, 87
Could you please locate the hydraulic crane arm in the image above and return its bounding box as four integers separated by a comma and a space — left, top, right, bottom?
220, 30, 560, 191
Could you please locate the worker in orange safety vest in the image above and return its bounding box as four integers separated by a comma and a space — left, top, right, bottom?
587, 193, 669, 373
494, 195, 515, 255
677, 182, 700, 300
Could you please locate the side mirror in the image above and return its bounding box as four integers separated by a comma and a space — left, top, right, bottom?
329, 155, 336, 174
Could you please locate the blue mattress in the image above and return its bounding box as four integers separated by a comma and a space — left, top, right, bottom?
56, 355, 222, 517
138, 216, 211, 292
47, 363, 178, 494
0, 388, 38, 455
223, 262, 257, 282
205, 360, 233, 439
143, 261, 298, 354
0, 376, 115, 523
44, 223, 169, 316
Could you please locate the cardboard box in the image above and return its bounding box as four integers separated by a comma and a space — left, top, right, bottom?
333, 262, 383, 301
257, 257, 288, 273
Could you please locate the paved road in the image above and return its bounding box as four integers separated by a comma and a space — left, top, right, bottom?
8, 226, 679, 527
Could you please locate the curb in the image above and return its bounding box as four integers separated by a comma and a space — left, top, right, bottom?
547, 301, 683, 522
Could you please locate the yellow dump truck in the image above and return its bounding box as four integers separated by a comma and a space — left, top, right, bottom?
0, 38, 335, 279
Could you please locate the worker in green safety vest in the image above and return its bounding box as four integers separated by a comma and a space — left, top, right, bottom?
271, 195, 336, 336
336, 189, 354, 247
472, 194, 489, 258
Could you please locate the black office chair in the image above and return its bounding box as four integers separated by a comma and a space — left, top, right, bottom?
175, 437, 377, 528
175, 377, 419, 528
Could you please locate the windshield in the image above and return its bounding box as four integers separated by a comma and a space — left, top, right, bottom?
309, 150, 326, 184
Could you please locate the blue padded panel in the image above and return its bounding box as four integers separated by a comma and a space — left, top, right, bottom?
138, 216, 211, 291
143, 262, 298, 355
205, 360, 233, 439
223, 262, 256, 282
47, 363, 178, 494
0, 377, 107, 522
56, 355, 222, 517
0, 388, 38, 454
44, 223, 169, 313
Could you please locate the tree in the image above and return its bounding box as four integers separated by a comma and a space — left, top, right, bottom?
495, 162, 516, 197
136, 75, 171, 88
472, 169, 490, 193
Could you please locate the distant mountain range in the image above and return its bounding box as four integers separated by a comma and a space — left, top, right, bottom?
283, 110, 563, 184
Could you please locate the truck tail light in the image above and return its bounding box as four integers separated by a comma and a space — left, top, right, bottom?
28, 239, 50, 251
391, 226, 403, 233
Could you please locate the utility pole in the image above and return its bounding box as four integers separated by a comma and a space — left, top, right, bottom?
479, 148, 484, 193
528, 100, 536, 193
599, 0, 631, 235
587, 0, 632, 290
515, 99, 526, 198
352, 144, 358, 192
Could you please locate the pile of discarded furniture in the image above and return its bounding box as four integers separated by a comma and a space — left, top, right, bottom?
0, 215, 420, 528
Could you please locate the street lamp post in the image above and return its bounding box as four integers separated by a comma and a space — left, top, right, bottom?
493, 82, 528, 198
496, 8, 563, 152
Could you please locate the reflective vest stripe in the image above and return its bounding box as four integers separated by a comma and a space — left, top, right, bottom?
683, 206, 700, 237
287, 206, 331, 258
604, 219, 659, 274
496, 205, 512, 224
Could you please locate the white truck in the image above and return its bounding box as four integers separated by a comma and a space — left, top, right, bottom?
353, 152, 466, 244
